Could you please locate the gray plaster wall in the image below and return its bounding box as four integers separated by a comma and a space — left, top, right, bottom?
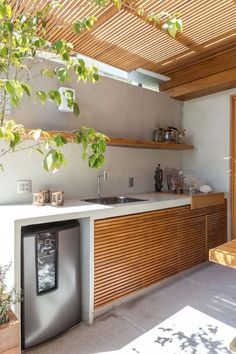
0, 72, 183, 204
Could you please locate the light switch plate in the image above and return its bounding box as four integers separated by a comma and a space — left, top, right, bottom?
17, 180, 32, 194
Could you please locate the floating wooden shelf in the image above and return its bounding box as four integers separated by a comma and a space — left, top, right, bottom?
24, 130, 194, 151
107, 137, 194, 150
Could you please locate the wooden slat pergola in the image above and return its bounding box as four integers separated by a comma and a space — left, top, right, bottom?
12, 0, 236, 100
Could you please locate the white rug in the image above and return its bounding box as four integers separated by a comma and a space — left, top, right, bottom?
97, 306, 236, 354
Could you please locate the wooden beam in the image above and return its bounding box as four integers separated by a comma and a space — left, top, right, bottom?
148, 30, 236, 74
160, 47, 236, 91
160, 68, 236, 101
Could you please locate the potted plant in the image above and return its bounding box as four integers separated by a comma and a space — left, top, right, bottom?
0, 264, 21, 354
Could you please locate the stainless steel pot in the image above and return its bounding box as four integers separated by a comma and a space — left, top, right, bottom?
163, 130, 176, 142
153, 129, 164, 142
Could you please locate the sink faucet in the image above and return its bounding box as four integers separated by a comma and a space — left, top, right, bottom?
98, 171, 107, 200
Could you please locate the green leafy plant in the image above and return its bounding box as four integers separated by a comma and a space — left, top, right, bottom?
0, 0, 183, 173
0, 0, 108, 172
0, 263, 21, 324
90, 0, 184, 38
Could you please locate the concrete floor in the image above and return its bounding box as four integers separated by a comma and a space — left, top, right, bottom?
25, 262, 236, 354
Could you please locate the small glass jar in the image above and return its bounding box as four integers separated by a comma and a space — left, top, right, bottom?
32, 192, 45, 206
153, 128, 164, 142
41, 190, 51, 203
189, 186, 196, 196
51, 191, 64, 206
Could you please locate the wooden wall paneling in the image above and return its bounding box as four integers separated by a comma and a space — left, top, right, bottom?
231, 95, 236, 239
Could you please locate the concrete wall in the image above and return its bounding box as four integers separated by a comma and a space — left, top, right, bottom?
182, 89, 235, 192
0, 73, 183, 204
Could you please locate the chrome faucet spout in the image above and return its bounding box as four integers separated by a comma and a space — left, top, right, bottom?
98, 171, 107, 200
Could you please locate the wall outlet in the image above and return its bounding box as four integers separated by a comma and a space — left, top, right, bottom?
129, 177, 134, 188
17, 180, 32, 194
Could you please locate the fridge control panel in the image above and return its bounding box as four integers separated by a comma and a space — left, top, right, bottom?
36, 231, 58, 295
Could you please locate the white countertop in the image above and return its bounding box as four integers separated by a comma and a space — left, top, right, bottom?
1, 192, 191, 225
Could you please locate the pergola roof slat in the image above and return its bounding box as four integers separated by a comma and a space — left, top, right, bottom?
9, 0, 236, 98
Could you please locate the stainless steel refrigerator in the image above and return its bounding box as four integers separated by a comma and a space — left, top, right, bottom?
21, 220, 81, 349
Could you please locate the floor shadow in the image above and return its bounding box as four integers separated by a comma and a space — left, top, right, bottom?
154, 324, 232, 354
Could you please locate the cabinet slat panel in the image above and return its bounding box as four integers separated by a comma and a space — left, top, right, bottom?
95, 208, 183, 226
178, 216, 207, 271
94, 208, 179, 308
94, 201, 227, 309
207, 209, 227, 251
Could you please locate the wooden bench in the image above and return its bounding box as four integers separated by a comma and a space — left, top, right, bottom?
209, 239, 236, 269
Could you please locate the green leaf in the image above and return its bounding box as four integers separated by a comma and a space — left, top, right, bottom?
73, 16, 97, 34
10, 95, 19, 107
55, 67, 69, 83
167, 23, 177, 38
99, 139, 106, 153
6, 80, 23, 99
43, 149, 66, 172
48, 90, 62, 106
112, 0, 122, 10
41, 68, 54, 79
73, 102, 80, 118
53, 135, 68, 147
52, 39, 64, 54
36, 91, 47, 105
21, 83, 31, 97
5, 4, 12, 18
4, 21, 13, 32
0, 127, 4, 138
5, 80, 15, 96
0, 46, 8, 57
43, 150, 56, 171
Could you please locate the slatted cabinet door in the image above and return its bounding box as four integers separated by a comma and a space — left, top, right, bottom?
94, 209, 179, 309
178, 215, 207, 272
94, 203, 227, 309
140, 211, 179, 288
207, 207, 227, 251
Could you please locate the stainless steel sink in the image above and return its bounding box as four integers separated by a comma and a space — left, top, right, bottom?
84, 196, 147, 205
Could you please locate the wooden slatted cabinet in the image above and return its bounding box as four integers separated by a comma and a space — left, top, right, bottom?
94, 209, 179, 308
94, 202, 227, 309
178, 215, 206, 272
